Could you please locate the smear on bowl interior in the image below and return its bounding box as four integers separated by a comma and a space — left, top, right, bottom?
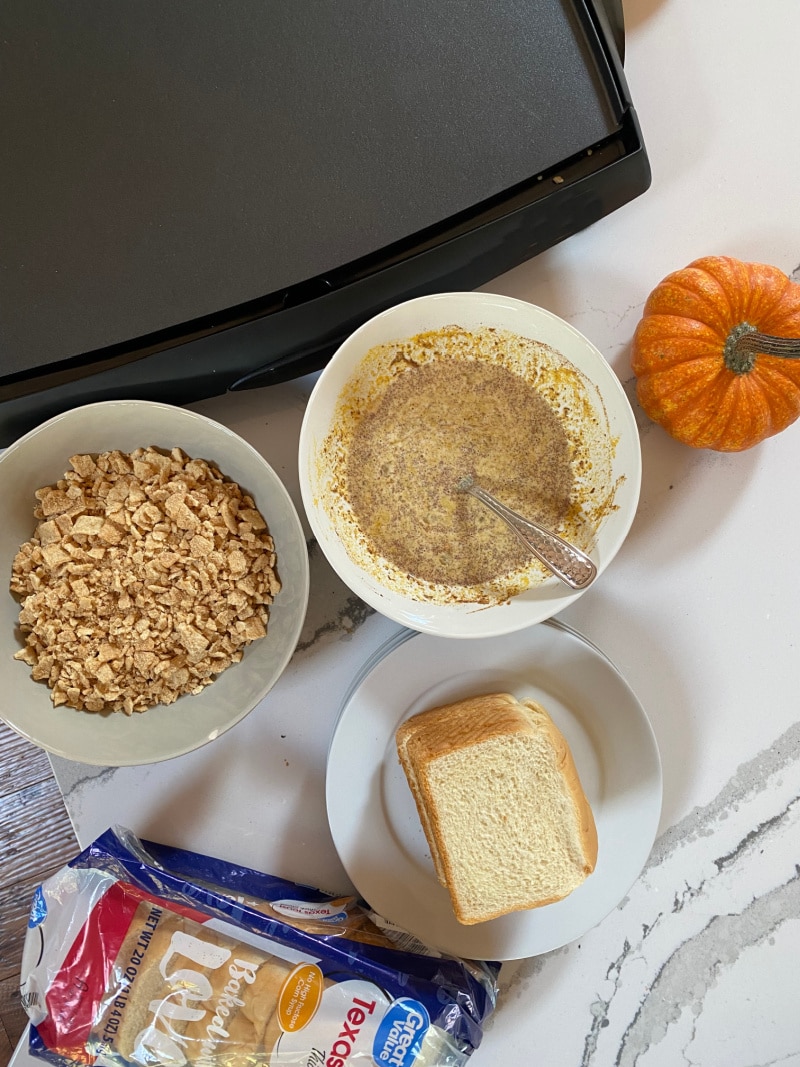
319, 326, 618, 604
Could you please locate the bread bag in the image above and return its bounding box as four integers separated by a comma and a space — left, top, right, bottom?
20, 827, 498, 1067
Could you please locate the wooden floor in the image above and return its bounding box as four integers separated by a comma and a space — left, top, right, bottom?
0, 722, 78, 1067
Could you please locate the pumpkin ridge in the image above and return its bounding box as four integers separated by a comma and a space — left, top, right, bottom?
694, 258, 744, 324
759, 356, 800, 385
636, 359, 726, 417
758, 288, 800, 333
725, 374, 773, 446
632, 318, 722, 374
637, 356, 722, 391
680, 374, 769, 451
648, 312, 722, 334
746, 363, 800, 431
660, 275, 732, 334
741, 262, 793, 324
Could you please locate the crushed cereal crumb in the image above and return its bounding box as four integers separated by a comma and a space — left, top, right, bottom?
11, 446, 280, 715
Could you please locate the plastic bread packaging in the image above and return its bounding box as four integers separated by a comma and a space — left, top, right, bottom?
20, 826, 499, 1067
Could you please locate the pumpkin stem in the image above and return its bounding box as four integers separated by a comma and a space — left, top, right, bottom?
724, 323, 758, 374
724, 323, 800, 373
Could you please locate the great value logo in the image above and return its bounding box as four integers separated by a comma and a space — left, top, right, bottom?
372, 998, 430, 1067
28, 886, 48, 928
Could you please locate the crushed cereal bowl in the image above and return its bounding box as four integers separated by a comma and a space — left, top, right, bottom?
299, 292, 641, 638
0, 400, 309, 765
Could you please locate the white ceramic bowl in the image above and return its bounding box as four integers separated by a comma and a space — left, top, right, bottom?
299, 292, 640, 638
0, 400, 309, 765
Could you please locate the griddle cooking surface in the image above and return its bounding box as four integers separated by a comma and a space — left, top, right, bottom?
1, 1, 619, 375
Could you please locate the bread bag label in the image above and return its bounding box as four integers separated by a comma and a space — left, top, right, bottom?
21, 828, 498, 1067
269, 901, 347, 925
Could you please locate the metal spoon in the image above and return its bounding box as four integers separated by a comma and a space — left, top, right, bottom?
455, 476, 597, 591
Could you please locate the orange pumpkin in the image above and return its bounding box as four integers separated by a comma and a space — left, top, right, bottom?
632, 256, 800, 451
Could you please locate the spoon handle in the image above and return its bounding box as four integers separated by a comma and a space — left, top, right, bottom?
462, 482, 597, 591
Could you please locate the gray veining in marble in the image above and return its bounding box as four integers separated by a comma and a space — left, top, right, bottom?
614, 871, 800, 1067
496, 719, 800, 1065
648, 720, 800, 872
293, 541, 375, 654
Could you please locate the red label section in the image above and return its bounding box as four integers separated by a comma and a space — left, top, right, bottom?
35, 880, 210, 1060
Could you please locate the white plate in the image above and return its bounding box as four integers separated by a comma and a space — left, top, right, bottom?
326, 620, 662, 960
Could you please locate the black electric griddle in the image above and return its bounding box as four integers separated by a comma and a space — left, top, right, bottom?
0, 0, 649, 444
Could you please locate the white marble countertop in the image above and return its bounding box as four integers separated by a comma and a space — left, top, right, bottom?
15, 0, 800, 1063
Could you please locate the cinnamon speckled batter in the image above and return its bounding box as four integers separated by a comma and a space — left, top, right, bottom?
318, 325, 616, 605
346, 360, 572, 585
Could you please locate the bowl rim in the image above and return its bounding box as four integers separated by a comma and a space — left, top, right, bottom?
299, 291, 641, 638
1, 397, 266, 460
1, 398, 310, 765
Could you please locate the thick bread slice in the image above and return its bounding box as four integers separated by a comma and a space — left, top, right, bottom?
396, 694, 520, 885
395, 693, 598, 925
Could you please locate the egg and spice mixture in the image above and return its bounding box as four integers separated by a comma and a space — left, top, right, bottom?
319, 326, 619, 605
